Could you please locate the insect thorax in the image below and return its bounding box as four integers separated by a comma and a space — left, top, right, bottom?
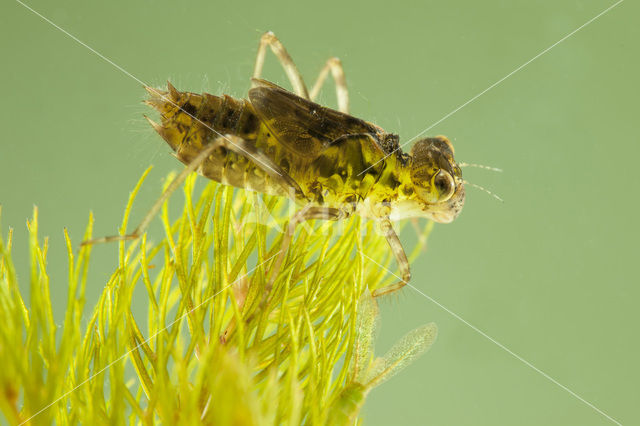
147, 86, 413, 216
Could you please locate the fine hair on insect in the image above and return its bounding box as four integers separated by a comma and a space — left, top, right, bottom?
85, 31, 473, 299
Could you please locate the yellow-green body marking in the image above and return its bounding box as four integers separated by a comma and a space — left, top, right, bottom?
145, 80, 465, 225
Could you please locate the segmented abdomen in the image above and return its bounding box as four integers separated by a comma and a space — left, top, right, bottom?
145, 83, 396, 210
145, 83, 289, 197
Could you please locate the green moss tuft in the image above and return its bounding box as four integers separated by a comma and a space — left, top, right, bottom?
0, 170, 436, 425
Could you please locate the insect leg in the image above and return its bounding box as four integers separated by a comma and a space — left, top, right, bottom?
211, 134, 305, 199
221, 206, 344, 344
371, 219, 411, 297
309, 57, 350, 114
81, 139, 222, 245
252, 31, 310, 99
83, 133, 304, 246
266, 205, 344, 292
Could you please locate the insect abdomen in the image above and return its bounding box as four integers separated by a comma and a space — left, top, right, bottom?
146, 84, 287, 196
146, 84, 259, 148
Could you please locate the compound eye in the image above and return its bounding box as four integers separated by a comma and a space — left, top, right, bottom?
432, 169, 455, 202
434, 135, 455, 154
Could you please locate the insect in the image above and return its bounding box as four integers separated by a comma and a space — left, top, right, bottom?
93, 32, 465, 297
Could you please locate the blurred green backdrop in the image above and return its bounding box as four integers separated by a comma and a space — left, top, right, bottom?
1, 0, 638, 424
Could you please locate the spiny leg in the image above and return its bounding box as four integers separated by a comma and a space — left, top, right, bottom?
252, 31, 310, 99
309, 57, 350, 114
81, 138, 222, 245
371, 219, 411, 297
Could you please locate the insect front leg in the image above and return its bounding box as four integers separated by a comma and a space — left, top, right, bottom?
309, 57, 350, 114
371, 219, 411, 297
252, 31, 310, 99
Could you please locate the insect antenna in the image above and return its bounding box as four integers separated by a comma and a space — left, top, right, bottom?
458, 162, 503, 172
462, 180, 504, 202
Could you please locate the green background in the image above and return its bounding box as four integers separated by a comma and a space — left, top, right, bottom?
2, 0, 638, 424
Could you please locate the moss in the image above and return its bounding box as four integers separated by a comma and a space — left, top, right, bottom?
0, 169, 436, 425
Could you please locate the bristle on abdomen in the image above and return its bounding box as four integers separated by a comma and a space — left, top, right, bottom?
144, 82, 261, 151
144, 82, 282, 195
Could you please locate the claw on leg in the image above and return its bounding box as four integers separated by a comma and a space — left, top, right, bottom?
82, 133, 303, 247
371, 219, 411, 297
81, 140, 222, 246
